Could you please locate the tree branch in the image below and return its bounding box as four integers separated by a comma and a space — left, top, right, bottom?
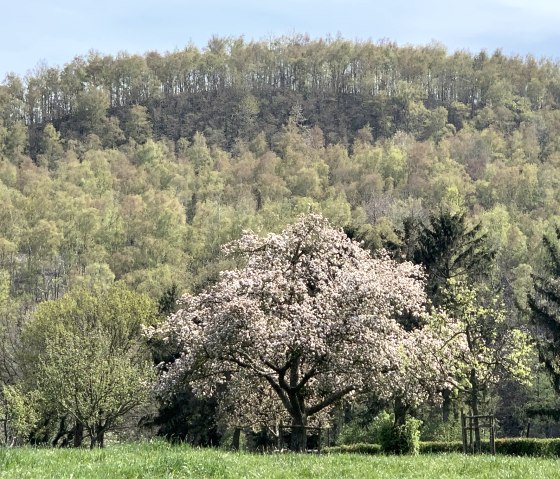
307, 385, 355, 416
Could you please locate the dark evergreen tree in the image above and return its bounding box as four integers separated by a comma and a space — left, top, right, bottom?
413, 210, 495, 306
528, 227, 560, 393
407, 210, 495, 421
157, 284, 179, 316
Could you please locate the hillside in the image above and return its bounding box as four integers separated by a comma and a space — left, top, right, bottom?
2, 37, 560, 444
1, 37, 559, 300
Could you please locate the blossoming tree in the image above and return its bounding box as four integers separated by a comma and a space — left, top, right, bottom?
148, 214, 457, 450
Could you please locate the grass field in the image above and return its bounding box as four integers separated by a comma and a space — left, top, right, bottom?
0, 441, 558, 479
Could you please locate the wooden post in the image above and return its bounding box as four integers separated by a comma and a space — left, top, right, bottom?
461, 414, 496, 455
469, 416, 474, 454
490, 416, 496, 455
461, 412, 467, 454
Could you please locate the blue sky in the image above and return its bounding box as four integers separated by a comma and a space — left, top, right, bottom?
1, 0, 560, 77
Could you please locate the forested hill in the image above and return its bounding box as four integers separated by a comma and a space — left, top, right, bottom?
1, 36, 560, 307
3, 36, 560, 152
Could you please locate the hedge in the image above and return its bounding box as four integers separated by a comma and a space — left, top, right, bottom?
323, 443, 382, 455
324, 438, 560, 457
495, 438, 560, 457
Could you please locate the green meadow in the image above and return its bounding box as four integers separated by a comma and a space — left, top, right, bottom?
0, 441, 558, 479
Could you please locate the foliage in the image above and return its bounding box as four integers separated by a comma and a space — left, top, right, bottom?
0, 384, 40, 446
378, 416, 422, 455
329, 438, 560, 457
37, 328, 154, 448
21, 283, 158, 447
336, 421, 378, 446
324, 443, 383, 455
336, 411, 394, 446
419, 441, 464, 454
494, 438, 560, 457
434, 279, 533, 441
0, 270, 20, 386
419, 414, 462, 442
412, 211, 494, 305
0, 37, 559, 448
146, 389, 221, 446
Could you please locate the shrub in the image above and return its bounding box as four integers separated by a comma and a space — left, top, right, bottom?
325, 438, 560, 457
0, 385, 40, 446
422, 438, 560, 457
335, 420, 377, 446
335, 411, 394, 446
419, 415, 462, 442
379, 417, 422, 455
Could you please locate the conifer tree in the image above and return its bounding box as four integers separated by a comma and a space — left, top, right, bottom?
528, 227, 560, 392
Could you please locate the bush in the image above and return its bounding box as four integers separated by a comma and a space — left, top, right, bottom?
0, 385, 40, 446
335, 420, 378, 446
335, 411, 394, 446
419, 415, 462, 442
379, 417, 422, 455
421, 438, 560, 457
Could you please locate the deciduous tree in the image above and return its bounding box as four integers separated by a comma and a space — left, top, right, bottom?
21, 283, 157, 447
148, 214, 456, 450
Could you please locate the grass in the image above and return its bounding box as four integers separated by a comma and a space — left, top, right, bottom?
0, 441, 558, 478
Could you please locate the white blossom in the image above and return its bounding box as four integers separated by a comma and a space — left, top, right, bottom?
148, 214, 460, 428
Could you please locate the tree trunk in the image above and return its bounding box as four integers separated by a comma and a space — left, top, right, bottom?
231, 427, 241, 450
96, 429, 105, 448
73, 421, 84, 448
469, 369, 481, 452
289, 419, 307, 452
89, 424, 105, 448
287, 356, 307, 452
2, 416, 8, 446
442, 389, 452, 422
471, 400, 481, 452
393, 396, 409, 427
52, 417, 67, 447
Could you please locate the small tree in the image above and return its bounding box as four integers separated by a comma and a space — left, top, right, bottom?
0, 385, 40, 447
149, 214, 456, 450
22, 283, 157, 447
404, 210, 496, 421
38, 328, 153, 448
441, 280, 532, 448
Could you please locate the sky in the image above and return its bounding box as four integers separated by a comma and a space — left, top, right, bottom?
1, 0, 560, 78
